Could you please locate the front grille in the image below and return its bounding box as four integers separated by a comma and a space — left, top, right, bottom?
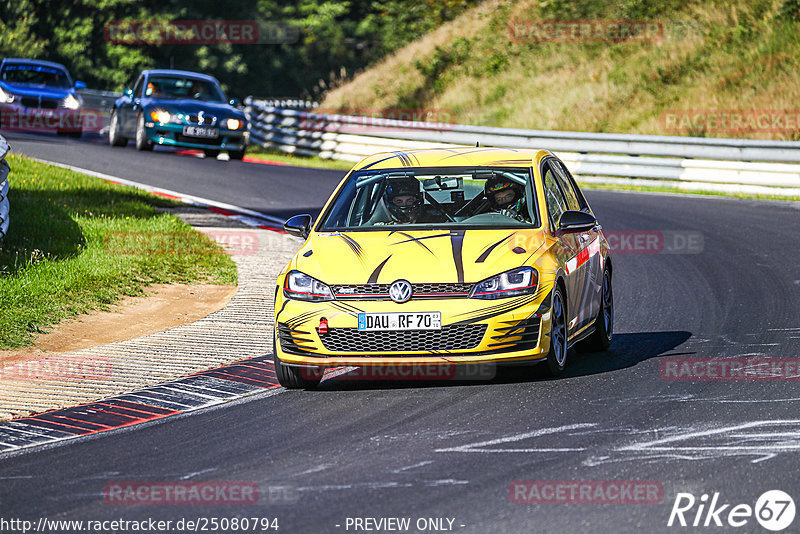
487, 317, 541, 350
331, 282, 474, 300
20, 97, 59, 109
277, 323, 317, 354
175, 134, 223, 146
187, 113, 217, 126
320, 324, 487, 353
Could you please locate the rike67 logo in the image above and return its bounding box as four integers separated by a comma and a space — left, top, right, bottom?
668, 490, 795, 531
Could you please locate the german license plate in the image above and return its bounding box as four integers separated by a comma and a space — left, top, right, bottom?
357, 312, 441, 331
183, 125, 219, 138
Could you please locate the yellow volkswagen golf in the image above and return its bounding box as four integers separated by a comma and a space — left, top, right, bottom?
274, 147, 613, 388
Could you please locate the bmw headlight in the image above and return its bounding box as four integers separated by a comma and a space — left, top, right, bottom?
60, 94, 81, 109
224, 118, 243, 130
150, 110, 171, 124
284, 270, 334, 302
0, 87, 15, 103
470, 267, 538, 300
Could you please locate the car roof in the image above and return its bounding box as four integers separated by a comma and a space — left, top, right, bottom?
142, 69, 219, 84
352, 147, 552, 171
1, 58, 70, 72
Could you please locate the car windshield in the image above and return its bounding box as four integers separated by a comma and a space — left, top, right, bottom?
144, 76, 225, 102
318, 166, 539, 231
1, 63, 71, 88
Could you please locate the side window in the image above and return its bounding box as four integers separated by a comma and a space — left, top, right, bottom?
552, 160, 587, 211
551, 161, 582, 211
542, 162, 568, 229
132, 76, 144, 98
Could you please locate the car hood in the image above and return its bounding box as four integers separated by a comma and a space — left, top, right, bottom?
142, 98, 243, 118
293, 229, 548, 285
0, 81, 73, 100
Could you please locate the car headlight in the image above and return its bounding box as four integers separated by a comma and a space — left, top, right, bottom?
470, 267, 538, 300
284, 270, 334, 302
224, 118, 243, 130
60, 94, 81, 109
150, 110, 171, 124
0, 87, 15, 104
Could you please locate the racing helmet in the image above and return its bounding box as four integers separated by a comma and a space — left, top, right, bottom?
384, 177, 423, 223
485, 176, 524, 210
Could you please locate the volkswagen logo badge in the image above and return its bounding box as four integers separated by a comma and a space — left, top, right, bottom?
389, 280, 412, 303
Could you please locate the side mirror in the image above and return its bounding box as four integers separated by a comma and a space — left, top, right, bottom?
124, 88, 134, 97
284, 214, 313, 239
229, 98, 240, 107
557, 210, 597, 234
74, 80, 87, 90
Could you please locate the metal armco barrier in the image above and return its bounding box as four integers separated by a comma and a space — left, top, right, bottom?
244, 98, 800, 197
77, 89, 121, 135
0, 134, 10, 239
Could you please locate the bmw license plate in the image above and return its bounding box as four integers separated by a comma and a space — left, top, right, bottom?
183, 125, 219, 138
358, 312, 441, 331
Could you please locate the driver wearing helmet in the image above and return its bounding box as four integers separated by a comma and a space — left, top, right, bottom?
484, 176, 528, 222
384, 177, 425, 224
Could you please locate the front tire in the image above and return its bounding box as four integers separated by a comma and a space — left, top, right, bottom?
135, 113, 153, 151
579, 266, 613, 352
228, 147, 246, 160
273, 328, 323, 389
109, 111, 127, 147
542, 285, 568, 377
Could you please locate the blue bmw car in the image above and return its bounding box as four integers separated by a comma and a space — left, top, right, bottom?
0, 58, 86, 137
109, 69, 248, 159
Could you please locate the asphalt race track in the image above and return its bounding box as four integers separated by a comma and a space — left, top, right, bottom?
3, 133, 800, 533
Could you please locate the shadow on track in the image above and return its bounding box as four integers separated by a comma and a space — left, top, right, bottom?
309, 330, 693, 391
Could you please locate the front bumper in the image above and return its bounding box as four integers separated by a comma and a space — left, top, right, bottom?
274, 288, 553, 367
145, 122, 247, 151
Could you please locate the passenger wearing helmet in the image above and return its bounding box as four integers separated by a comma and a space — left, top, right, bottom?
384, 177, 425, 223
484, 176, 528, 222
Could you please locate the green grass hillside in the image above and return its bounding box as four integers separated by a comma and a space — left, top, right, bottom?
321, 0, 800, 140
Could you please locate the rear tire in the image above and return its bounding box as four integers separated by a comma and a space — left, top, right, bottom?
135, 113, 153, 151
579, 266, 613, 352
542, 285, 568, 377
273, 328, 323, 389
109, 111, 127, 147
204, 149, 220, 158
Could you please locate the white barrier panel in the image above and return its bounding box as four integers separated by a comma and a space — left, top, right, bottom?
245, 100, 800, 197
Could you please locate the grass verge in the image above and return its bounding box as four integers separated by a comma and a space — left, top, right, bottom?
577, 181, 800, 202
0, 154, 237, 349
247, 145, 354, 171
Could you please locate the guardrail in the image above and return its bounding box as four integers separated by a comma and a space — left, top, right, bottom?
77, 88, 120, 111
77, 89, 121, 135
244, 99, 800, 197
0, 134, 10, 239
